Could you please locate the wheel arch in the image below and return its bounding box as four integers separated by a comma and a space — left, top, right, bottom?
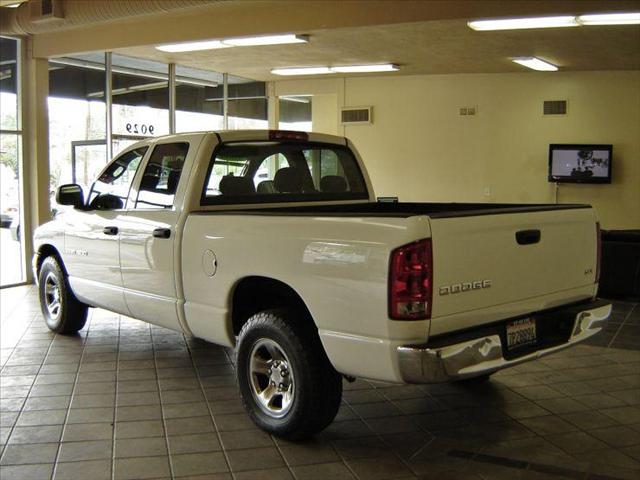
230, 276, 316, 337
35, 244, 67, 278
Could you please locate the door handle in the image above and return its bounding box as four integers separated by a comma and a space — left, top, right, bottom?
516, 229, 541, 245
153, 228, 171, 239
103, 226, 118, 235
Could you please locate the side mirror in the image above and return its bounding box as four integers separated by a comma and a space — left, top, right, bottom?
56, 184, 84, 208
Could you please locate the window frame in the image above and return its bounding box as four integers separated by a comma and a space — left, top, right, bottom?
133, 141, 190, 211
87, 145, 149, 211
199, 141, 369, 206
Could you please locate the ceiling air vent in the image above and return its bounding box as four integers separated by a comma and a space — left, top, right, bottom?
30, 0, 64, 22
341, 107, 372, 125
543, 100, 567, 115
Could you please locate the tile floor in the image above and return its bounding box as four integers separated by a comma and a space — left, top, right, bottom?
0, 285, 639, 480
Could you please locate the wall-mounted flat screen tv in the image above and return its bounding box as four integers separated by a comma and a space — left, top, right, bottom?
548, 144, 612, 184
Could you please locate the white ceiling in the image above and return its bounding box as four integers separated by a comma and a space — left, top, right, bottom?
116, 18, 640, 80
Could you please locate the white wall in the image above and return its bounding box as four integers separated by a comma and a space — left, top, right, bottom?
276, 71, 640, 229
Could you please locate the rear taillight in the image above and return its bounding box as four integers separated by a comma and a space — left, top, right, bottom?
268, 130, 308, 141
595, 222, 602, 284
389, 239, 432, 320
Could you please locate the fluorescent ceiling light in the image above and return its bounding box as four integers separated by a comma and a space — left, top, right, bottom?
157, 34, 308, 53
271, 64, 400, 76
468, 16, 578, 31
271, 67, 332, 76
156, 40, 229, 53
578, 12, 640, 25
224, 34, 308, 47
512, 57, 558, 71
330, 64, 399, 73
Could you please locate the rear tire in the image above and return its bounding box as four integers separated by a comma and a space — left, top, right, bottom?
236, 308, 342, 440
38, 256, 88, 334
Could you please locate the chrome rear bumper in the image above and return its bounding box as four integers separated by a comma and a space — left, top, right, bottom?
397, 299, 611, 383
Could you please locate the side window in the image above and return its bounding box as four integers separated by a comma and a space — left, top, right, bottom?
135, 142, 189, 209
88, 147, 148, 210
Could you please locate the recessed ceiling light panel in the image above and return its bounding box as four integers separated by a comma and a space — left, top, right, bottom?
224, 34, 308, 46
271, 64, 400, 76
156, 34, 308, 53
271, 67, 332, 76
330, 64, 399, 73
578, 12, 640, 25
156, 40, 229, 53
468, 16, 578, 31
512, 57, 559, 71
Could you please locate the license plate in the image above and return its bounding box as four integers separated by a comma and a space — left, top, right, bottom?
506, 318, 537, 350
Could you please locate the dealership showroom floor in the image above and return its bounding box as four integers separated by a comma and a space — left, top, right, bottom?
1, 1, 639, 479
0, 286, 638, 480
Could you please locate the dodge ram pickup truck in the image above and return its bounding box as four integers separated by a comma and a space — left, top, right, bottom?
34, 130, 611, 439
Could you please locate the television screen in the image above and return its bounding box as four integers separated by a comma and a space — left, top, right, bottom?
548, 144, 612, 184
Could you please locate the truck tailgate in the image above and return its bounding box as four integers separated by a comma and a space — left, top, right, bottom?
429, 207, 598, 321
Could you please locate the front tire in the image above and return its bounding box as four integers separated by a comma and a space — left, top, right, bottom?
236, 309, 342, 440
38, 256, 88, 334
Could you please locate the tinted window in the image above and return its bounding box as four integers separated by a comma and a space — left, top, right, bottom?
135, 143, 188, 209
89, 147, 147, 210
201, 142, 367, 205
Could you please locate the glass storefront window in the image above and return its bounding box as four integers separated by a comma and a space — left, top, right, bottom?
228, 97, 268, 130
228, 80, 268, 130
47, 52, 270, 202
1, 36, 24, 287
176, 65, 224, 133
0, 37, 18, 131
0, 134, 23, 286
49, 57, 107, 191
112, 54, 169, 139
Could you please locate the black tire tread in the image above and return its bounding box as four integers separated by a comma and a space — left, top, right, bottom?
39, 256, 88, 334
236, 308, 342, 439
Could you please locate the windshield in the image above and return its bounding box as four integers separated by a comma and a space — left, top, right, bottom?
201, 141, 368, 205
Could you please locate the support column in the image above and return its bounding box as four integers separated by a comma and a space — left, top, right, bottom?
105, 52, 113, 160
267, 81, 279, 130
222, 73, 228, 130
168, 63, 176, 134
21, 40, 50, 282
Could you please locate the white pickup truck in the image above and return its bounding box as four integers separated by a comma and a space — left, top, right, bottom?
34, 130, 611, 439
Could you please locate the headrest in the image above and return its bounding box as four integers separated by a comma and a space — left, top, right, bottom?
140, 173, 159, 191
274, 167, 303, 193
139, 163, 161, 191
219, 175, 255, 196
320, 175, 348, 193
167, 170, 181, 194
257, 180, 276, 194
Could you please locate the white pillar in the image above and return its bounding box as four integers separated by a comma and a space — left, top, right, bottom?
21, 40, 50, 281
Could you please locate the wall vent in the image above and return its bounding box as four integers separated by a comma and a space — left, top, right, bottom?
543, 100, 567, 115
341, 107, 372, 125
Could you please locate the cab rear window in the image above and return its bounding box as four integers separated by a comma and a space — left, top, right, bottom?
201, 142, 368, 205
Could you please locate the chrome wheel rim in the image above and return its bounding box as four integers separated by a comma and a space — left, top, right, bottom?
248, 338, 295, 418
44, 272, 61, 320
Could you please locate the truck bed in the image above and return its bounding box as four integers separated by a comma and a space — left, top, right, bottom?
212, 202, 591, 219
